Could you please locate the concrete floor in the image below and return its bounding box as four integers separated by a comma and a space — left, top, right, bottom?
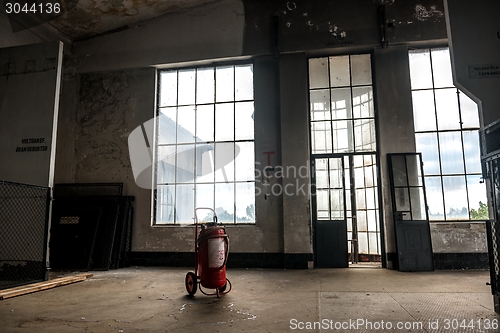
0, 267, 498, 332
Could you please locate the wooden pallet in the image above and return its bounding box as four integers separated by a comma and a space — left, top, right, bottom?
0, 273, 93, 300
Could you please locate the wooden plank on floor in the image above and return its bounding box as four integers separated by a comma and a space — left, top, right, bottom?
0, 273, 93, 300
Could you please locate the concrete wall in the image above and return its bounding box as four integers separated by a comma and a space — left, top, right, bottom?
49, 0, 489, 265
430, 222, 487, 253
444, 0, 500, 127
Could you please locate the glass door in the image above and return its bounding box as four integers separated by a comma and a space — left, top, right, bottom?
312, 157, 348, 268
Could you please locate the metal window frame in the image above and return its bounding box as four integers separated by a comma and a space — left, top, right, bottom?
410, 47, 485, 222
153, 63, 256, 225
307, 53, 385, 262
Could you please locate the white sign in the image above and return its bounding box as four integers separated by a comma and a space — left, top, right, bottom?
469, 64, 500, 79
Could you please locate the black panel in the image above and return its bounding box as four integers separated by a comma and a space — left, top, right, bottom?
49, 206, 101, 270
53, 183, 123, 197
433, 252, 489, 270
394, 220, 433, 271
49, 183, 133, 272
315, 220, 348, 268
482, 119, 500, 158
85, 197, 120, 271
111, 196, 134, 269
129, 252, 313, 269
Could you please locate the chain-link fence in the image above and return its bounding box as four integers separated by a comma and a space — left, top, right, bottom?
0, 181, 50, 289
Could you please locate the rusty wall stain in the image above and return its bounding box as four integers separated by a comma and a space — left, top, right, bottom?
75, 71, 133, 182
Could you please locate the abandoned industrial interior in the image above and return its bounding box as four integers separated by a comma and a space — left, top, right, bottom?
1, 0, 500, 331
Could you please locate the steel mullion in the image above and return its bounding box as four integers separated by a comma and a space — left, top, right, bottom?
213, 66, 217, 215
456, 89, 473, 219
233, 65, 237, 224
428, 48, 447, 221
328, 57, 334, 155
173, 70, 180, 224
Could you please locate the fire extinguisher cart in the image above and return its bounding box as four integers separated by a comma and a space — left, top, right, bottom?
185, 208, 231, 297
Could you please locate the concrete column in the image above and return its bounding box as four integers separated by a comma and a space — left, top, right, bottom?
279, 52, 313, 257
373, 45, 416, 268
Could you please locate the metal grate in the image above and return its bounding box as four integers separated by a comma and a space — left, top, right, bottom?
60, 216, 80, 224
489, 220, 500, 292
488, 158, 500, 295
0, 181, 50, 289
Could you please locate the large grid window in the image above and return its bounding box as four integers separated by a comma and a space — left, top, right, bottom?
309, 54, 376, 154
308, 54, 380, 256
155, 64, 256, 224
409, 48, 488, 221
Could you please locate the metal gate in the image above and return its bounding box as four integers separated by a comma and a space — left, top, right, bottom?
0, 181, 50, 289
482, 120, 500, 313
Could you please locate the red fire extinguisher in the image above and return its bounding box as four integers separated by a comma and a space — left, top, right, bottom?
185, 208, 231, 297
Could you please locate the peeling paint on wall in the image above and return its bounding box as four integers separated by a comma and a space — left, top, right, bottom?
329, 24, 347, 38
430, 222, 487, 253
286, 1, 297, 11
76, 71, 134, 183
414, 4, 444, 22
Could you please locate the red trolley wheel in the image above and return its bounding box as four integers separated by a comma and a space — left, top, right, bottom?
185, 272, 197, 296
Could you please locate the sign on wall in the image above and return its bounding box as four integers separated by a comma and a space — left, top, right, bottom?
0, 42, 63, 187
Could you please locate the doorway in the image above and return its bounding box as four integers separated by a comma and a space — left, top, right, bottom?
308, 54, 381, 268
312, 154, 381, 268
